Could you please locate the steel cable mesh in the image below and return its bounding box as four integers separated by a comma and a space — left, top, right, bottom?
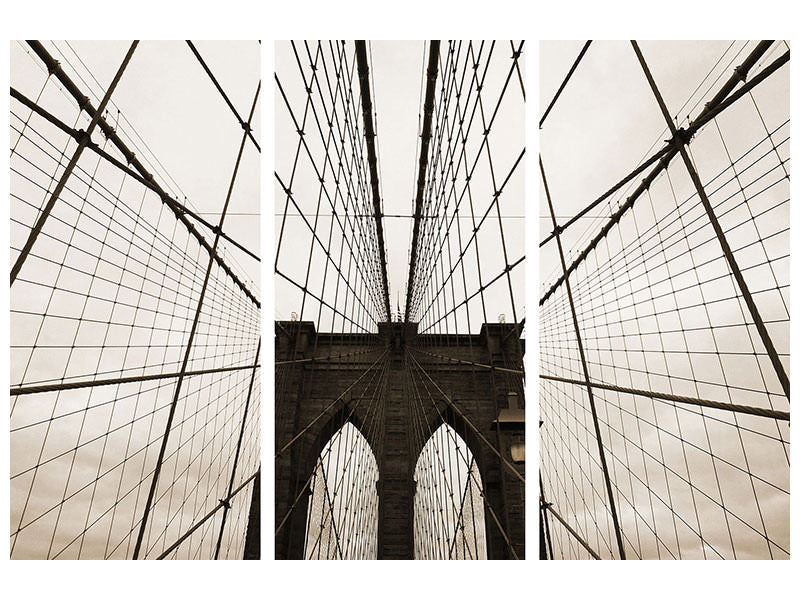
10, 40, 260, 560
274, 40, 390, 560
413, 423, 487, 560
450, 460, 486, 559
274, 40, 388, 335
156, 370, 261, 561
304, 422, 379, 560
275, 40, 523, 560
134, 367, 256, 559
539, 40, 789, 560
407, 40, 525, 336
11, 123, 207, 388
405, 40, 524, 560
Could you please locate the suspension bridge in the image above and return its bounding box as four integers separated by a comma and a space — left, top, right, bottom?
9, 40, 261, 559
274, 40, 526, 559
539, 40, 789, 559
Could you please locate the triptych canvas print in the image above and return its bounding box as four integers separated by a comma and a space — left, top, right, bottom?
7, 39, 790, 562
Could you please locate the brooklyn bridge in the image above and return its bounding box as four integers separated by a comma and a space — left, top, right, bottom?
274, 40, 526, 560
539, 40, 789, 560
10, 40, 261, 559
7, 37, 790, 563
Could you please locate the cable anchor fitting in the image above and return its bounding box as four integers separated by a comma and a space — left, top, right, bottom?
75, 129, 91, 146
669, 127, 692, 148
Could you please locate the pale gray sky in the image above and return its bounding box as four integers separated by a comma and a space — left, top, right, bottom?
275, 40, 524, 334
539, 40, 790, 560
275, 40, 522, 561
10, 40, 260, 559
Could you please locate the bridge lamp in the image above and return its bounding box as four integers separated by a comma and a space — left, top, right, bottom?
491, 392, 525, 463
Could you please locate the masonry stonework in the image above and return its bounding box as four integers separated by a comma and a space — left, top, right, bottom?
275, 321, 525, 559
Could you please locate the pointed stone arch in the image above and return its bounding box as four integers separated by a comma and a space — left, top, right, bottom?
304, 421, 379, 559
275, 321, 525, 560
413, 422, 487, 559
274, 322, 385, 559
276, 393, 383, 559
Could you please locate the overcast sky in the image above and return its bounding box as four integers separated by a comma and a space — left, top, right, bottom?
275, 41, 521, 561
10, 40, 260, 559
275, 40, 524, 334
539, 40, 790, 559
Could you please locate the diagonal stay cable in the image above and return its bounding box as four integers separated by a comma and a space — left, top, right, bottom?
22, 41, 261, 306
10, 41, 138, 286
407, 347, 518, 559
630, 40, 789, 402
275, 349, 388, 458
156, 469, 259, 559
410, 347, 524, 376
539, 41, 780, 306
541, 501, 601, 559
406, 351, 524, 484
213, 338, 261, 559
540, 374, 789, 421
11, 362, 260, 396
276, 354, 388, 538
131, 80, 261, 559
541, 154, 626, 559
186, 40, 261, 153
539, 41, 591, 128
10, 86, 261, 264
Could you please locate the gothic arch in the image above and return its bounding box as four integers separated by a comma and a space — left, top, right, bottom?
304, 421, 379, 559
413, 422, 488, 559
275, 321, 525, 560
279, 393, 382, 559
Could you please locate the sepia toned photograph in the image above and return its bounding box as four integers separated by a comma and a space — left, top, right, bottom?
275, 40, 525, 559
539, 40, 789, 559
6, 3, 800, 599
9, 40, 261, 559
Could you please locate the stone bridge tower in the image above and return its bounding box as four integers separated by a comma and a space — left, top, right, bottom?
275, 321, 525, 560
